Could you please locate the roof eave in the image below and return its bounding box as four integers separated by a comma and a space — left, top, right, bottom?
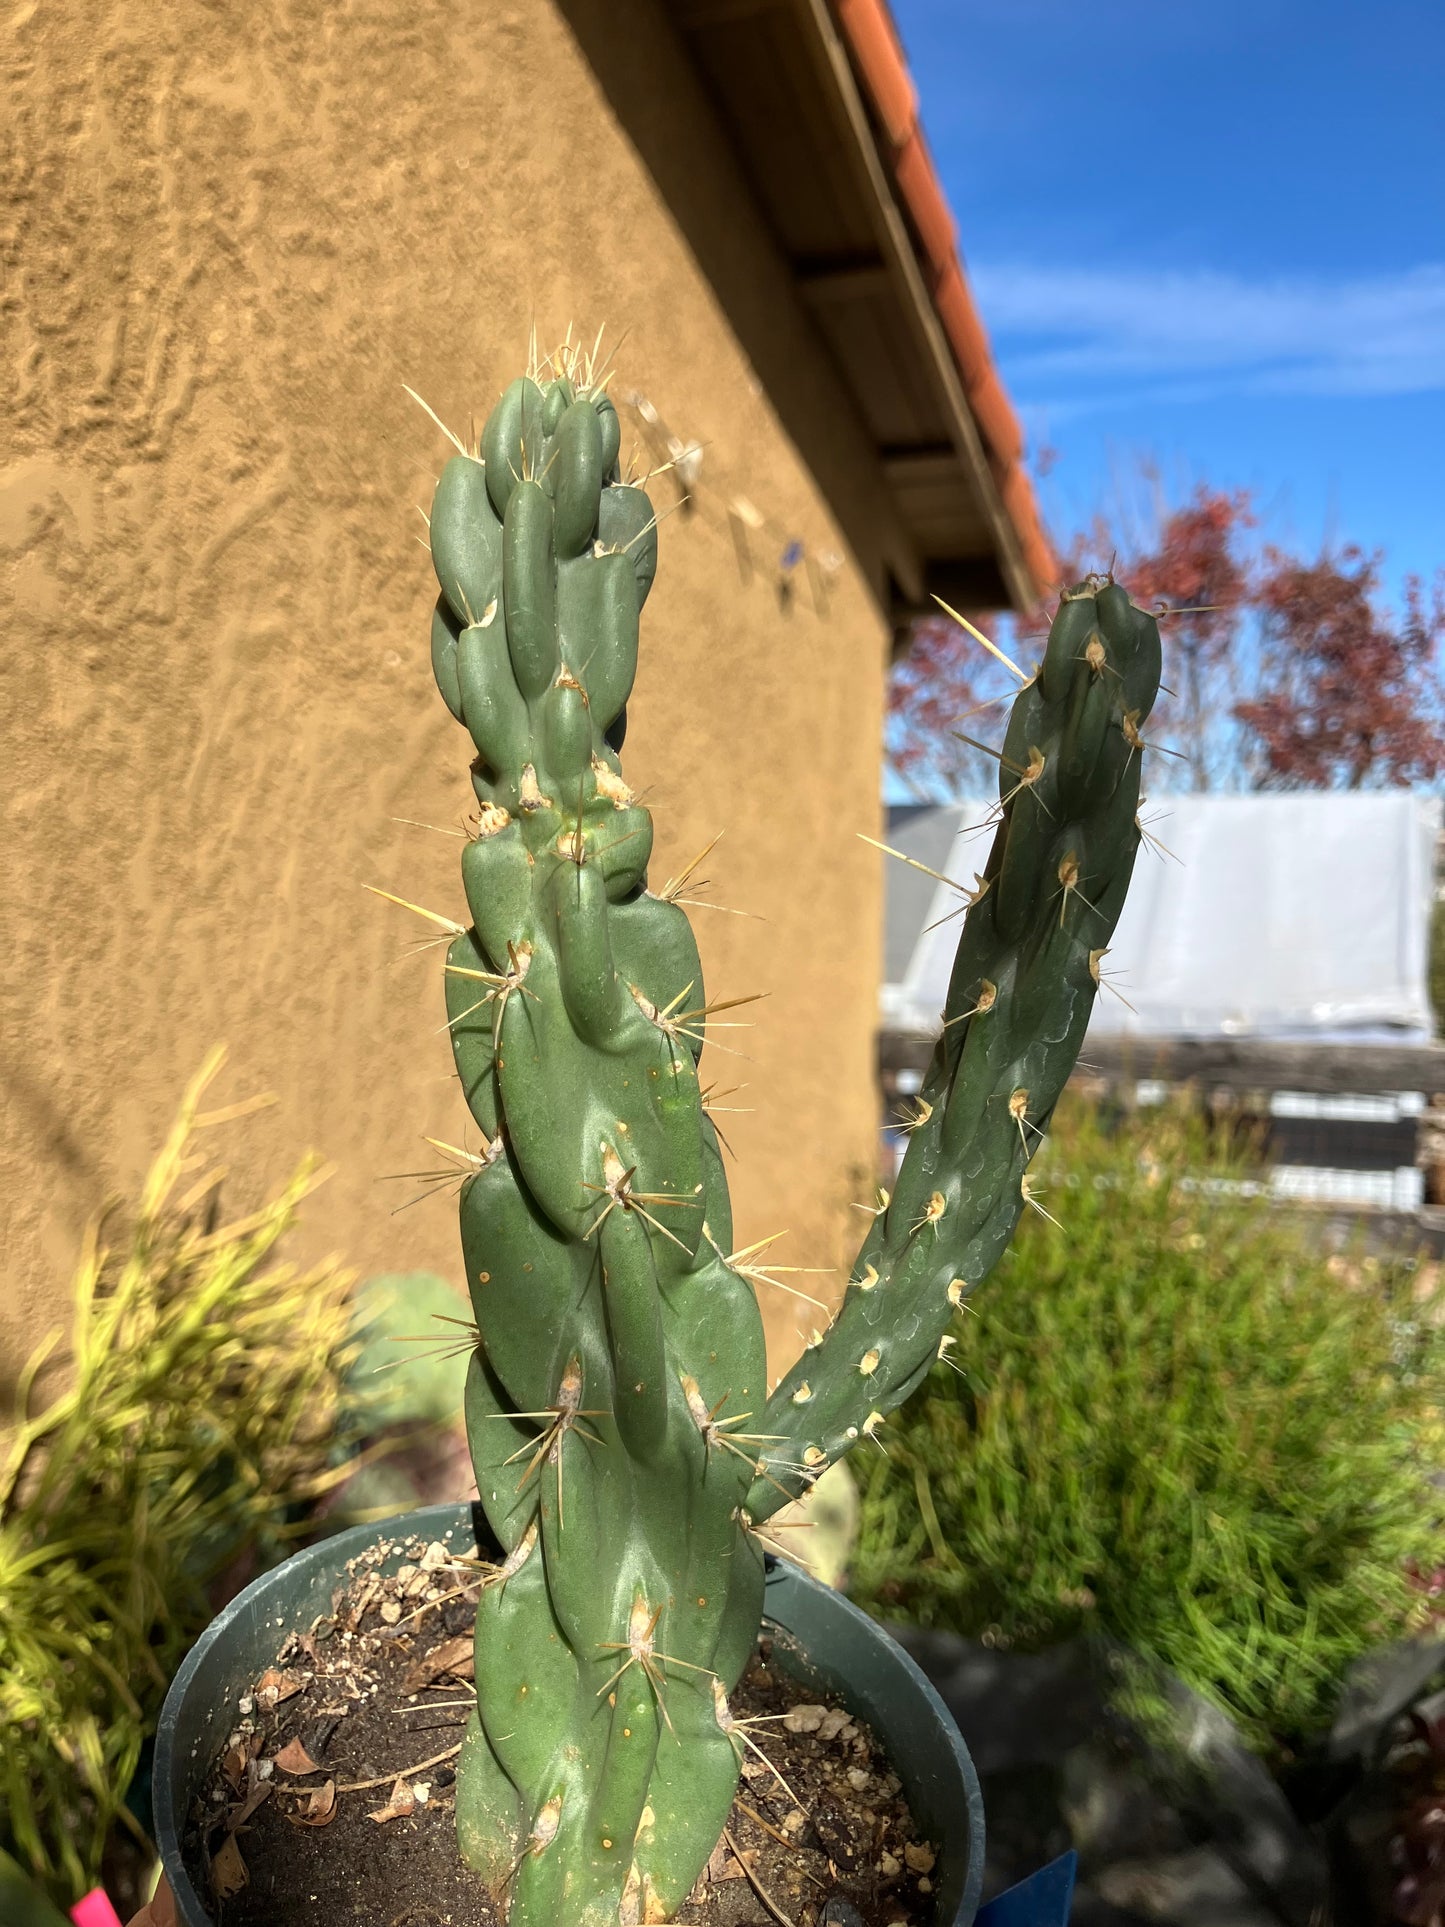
672, 0, 1056, 639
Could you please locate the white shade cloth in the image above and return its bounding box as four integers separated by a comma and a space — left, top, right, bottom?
883, 792, 1441, 1046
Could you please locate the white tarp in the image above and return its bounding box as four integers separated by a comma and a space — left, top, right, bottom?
883, 792, 1441, 1046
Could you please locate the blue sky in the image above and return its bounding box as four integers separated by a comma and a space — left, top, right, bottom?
890, 0, 1445, 589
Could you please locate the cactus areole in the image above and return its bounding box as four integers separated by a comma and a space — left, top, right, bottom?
421, 357, 1160, 1925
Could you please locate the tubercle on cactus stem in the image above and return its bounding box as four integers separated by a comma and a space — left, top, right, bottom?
580, 1145, 698, 1251
909, 1191, 946, 1236
954, 734, 1052, 817
382, 1134, 503, 1214
942, 977, 996, 1028
501, 1794, 565, 1895
1053, 850, 1104, 929
627, 982, 762, 1064
517, 765, 553, 812
591, 758, 634, 807
1008, 1088, 1044, 1154
680, 1374, 788, 1479
493, 1357, 608, 1526
595, 1597, 716, 1736
443, 942, 536, 1041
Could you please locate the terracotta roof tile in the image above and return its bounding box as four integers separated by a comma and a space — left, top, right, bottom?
933, 262, 990, 379
965, 366, 1025, 472
832, 0, 1058, 599
893, 131, 957, 278
834, 0, 917, 149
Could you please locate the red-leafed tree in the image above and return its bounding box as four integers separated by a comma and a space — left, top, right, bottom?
887, 483, 1255, 796
1236, 550, 1445, 789
887, 470, 1445, 798
1116, 486, 1254, 790
887, 611, 996, 801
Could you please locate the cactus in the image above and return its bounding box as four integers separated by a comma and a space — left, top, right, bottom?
414, 345, 1160, 1926
747, 582, 1161, 1514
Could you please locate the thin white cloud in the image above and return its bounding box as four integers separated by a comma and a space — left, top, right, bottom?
968, 262, 1445, 405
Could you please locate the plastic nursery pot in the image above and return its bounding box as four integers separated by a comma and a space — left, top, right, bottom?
154, 1502, 986, 1926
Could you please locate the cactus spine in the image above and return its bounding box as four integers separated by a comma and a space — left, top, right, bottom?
420, 349, 1160, 1925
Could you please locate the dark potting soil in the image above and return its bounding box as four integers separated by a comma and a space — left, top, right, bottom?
183, 1530, 940, 1927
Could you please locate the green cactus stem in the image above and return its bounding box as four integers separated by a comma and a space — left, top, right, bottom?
747, 582, 1162, 1515
425, 354, 766, 1927
416, 343, 1160, 1925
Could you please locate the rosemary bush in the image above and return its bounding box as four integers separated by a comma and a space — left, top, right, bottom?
851, 1095, 1445, 1753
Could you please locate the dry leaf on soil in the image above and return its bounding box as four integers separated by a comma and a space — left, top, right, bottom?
256, 1667, 304, 1709
706, 1840, 745, 1883
401, 1636, 475, 1693
226, 1781, 272, 1833
272, 1736, 323, 1776
287, 1779, 338, 1828
210, 1833, 249, 1899
368, 1776, 420, 1824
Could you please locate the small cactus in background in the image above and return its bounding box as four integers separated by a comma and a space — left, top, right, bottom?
410, 340, 1160, 1925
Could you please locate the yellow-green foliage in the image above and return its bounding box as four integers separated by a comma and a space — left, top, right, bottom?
851, 1096, 1445, 1753
0, 1050, 359, 1905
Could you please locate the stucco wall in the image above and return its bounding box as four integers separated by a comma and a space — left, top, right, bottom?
0, 0, 888, 1405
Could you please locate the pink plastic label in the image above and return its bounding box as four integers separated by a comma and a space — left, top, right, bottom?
70, 1892, 125, 1927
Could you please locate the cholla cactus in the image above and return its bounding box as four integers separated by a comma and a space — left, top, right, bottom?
411, 345, 1159, 1926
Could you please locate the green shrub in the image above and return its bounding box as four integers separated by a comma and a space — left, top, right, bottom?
0, 1050, 362, 1906
850, 1096, 1444, 1754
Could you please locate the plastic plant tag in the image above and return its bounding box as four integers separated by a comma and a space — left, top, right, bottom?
70, 1892, 125, 1927
976, 1849, 1077, 1927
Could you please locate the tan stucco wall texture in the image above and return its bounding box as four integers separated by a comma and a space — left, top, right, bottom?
1, 0, 889, 1405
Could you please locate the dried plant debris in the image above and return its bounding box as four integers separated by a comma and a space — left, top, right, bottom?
183, 1533, 494, 1925
185, 1545, 936, 1926
676, 1635, 938, 1927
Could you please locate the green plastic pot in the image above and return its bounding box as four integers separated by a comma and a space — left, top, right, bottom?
154, 1504, 985, 1924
